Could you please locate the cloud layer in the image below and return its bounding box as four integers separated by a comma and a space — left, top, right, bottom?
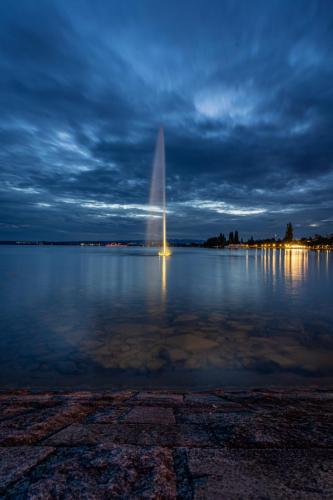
0, 0, 333, 240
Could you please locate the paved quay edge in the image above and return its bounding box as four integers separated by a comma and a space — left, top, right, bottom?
0, 387, 332, 498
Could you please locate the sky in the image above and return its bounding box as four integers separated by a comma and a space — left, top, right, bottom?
0, 0, 333, 241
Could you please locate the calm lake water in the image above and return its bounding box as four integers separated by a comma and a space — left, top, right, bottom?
0, 246, 332, 389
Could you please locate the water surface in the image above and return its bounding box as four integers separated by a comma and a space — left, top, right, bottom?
0, 246, 332, 389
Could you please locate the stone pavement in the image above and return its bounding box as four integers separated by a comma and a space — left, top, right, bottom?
0, 388, 332, 498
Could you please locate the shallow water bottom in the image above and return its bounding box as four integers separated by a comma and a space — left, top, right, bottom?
0, 246, 332, 389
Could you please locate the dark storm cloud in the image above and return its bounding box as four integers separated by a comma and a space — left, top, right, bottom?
0, 0, 333, 240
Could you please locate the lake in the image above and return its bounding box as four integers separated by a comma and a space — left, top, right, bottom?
0, 246, 332, 389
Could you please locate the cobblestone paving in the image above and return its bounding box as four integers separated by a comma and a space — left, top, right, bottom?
0, 388, 332, 498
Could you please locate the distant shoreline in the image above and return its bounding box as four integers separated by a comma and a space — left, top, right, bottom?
0, 240, 332, 251
0, 240, 202, 247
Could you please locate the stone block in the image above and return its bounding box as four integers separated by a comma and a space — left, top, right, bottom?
45, 423, 214, 448
123, 406, 175, 424
0, 446, 54, 494
86, 406, 130, 423
185, 448, 333, 499
133, 392, 184, 406
6, 446, 176, 498
0, 402, 92, 446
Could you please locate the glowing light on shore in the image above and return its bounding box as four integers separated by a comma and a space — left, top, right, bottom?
284, 243, 308, 249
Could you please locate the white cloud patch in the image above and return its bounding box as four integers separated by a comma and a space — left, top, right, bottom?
179, 199, 266, 216
55, 131, 90, 158
194, 86, 257, 124
5, 183, 39, 194
36, 202, 51, 208
80, 201, 164, 213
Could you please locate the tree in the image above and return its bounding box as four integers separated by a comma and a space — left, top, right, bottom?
284, 222, 294, 242
234, 230, 239, 244
218, 233, 226, 247
204, 237, 219, 247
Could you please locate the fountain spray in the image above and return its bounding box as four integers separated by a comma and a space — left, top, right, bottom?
147, 127, 171, 256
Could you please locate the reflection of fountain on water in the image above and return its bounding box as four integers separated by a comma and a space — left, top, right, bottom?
146, 127, 171, 257
161, 252, 167, 295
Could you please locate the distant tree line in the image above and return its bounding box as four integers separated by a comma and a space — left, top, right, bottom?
204, 222, 333, 248
204, 230, 242, 248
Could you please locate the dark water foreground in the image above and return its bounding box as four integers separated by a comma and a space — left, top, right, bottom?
0, 388, 332, 497
0, 246, 332, 389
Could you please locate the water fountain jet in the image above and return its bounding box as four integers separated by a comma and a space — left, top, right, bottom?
147, 127, 171, 256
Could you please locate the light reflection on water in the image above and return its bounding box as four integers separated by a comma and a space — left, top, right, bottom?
0, 246, 332, 389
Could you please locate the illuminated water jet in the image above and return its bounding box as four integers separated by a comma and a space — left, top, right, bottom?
147, 127, 171, 256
